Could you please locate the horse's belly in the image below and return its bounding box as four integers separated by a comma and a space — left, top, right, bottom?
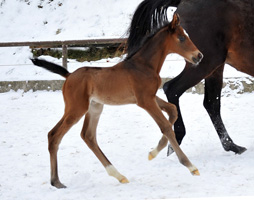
91, 88, 137, 105
227, 44, 254, 76
91, 95, 136, 105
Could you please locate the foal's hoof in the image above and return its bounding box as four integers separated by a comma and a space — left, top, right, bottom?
148, 149, 159, 160
120, 177, 129, 184
188, 165, 200, 176
51, 181, 67, 189
148, 152, 155, 160
191, 169, 200, 176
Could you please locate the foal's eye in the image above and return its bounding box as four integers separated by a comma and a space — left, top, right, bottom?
178, 36, 186, 42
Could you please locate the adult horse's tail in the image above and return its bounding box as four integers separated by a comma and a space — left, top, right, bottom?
31, 58, 70, 78
127, 0, 181, 56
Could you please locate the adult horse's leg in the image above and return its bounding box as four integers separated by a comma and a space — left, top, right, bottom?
203, 65, 247, 154
164, 60, 247, 155
148, 96, 178, 160
163, 62, 208, 146
80, 101, 129, 183
138, 97, 199, 175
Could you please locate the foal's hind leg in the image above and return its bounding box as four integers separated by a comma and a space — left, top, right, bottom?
138, 97, 199, 175
81, 101, 129, 183
48, 110, 86, 188
148, 96, 178, 160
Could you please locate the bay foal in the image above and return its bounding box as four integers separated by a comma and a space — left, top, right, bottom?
31, 14, 203, 189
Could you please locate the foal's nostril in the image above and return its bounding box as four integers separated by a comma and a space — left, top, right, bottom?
198, 53, 203, 60
192, 57, 198, 64
192, 53, 203, 64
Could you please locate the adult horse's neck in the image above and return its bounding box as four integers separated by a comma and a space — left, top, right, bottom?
130, 28, 169, 74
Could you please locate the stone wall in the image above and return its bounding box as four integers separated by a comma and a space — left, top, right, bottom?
1, 77, 254, 94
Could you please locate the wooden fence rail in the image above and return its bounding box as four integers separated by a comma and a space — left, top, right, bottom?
1, 39, 254, 94
0, 38, 127, 68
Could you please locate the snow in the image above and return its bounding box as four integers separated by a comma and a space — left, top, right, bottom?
0, 0, 251, 81
1, 90, 254, 200
0, 0, 254, 199
0, 0, 141, 41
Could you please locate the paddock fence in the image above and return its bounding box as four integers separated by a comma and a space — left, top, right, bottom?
0, 39, 254, 94
0, 38, 126, 93
0, 38, 127, 68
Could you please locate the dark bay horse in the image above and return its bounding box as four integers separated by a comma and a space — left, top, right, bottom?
127, 0, 254, 155
31, 14, 203, 189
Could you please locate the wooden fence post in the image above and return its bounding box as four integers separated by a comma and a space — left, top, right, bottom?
62, 44, 68, 69
0, 38, 127, 70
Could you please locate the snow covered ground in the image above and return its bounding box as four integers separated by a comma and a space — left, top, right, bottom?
1, 90, 254, 200
1, 0, 254, 200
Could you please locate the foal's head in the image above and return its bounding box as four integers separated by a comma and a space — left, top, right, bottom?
167, 13, 203, 65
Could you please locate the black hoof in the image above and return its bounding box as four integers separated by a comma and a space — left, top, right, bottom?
167, 145, 174, 156
223, 142, 247, 155
234, 146, 247, 155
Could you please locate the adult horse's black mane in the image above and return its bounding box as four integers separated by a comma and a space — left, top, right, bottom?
127, 0, 254, 155
126, 0, 180, 58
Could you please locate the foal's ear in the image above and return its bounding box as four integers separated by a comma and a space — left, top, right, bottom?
170, 13, 180, 30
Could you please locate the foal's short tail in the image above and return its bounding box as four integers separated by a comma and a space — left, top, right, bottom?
31, 58, 70, 78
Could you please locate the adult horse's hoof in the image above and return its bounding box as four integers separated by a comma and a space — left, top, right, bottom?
167, 145, 174, 156
223, 141, 247, 155
233, 146, 247, 155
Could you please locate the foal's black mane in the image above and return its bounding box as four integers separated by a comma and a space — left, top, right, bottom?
126, 0, 181, 59
126, 22, 170, 60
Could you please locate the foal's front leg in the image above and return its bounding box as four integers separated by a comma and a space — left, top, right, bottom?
138, 97, 199, 175
81, 101, 129, 183
148, 96, 178, 160
156, 96, 178, 124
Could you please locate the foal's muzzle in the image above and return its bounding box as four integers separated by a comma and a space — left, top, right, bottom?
192, 53, 203, 65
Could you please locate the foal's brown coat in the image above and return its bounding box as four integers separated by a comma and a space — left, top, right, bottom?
31, 14, 203, 188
